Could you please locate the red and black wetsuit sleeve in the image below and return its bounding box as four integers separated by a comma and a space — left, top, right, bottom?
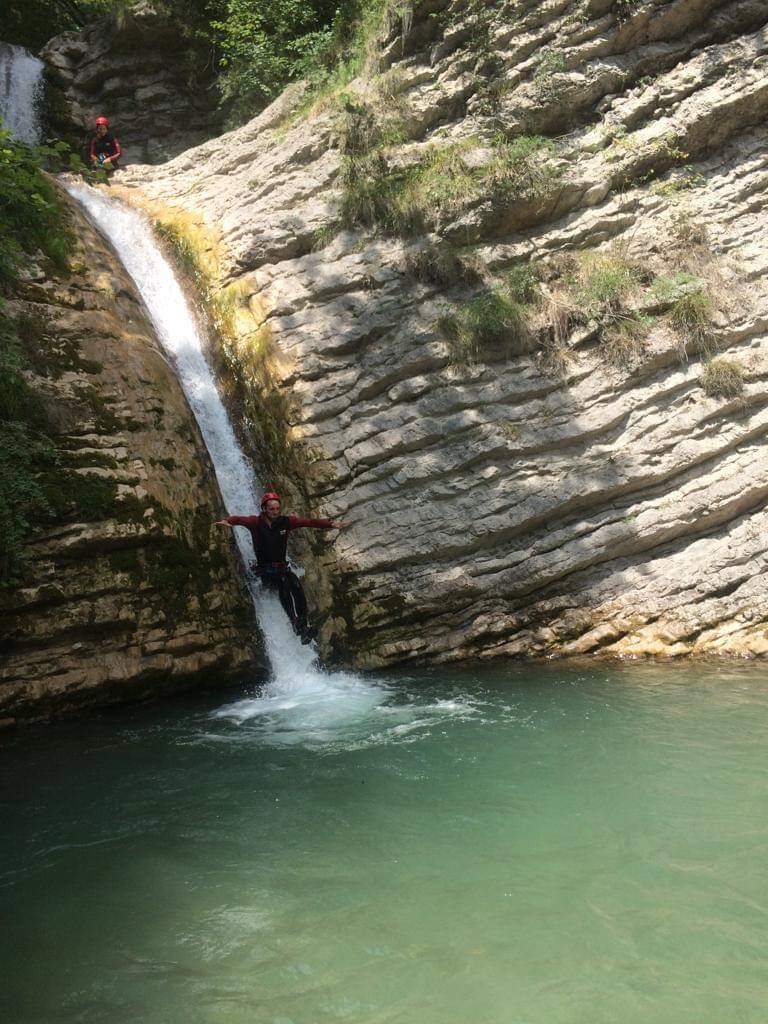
224, 515, 260, 528
110, 135, 122, 160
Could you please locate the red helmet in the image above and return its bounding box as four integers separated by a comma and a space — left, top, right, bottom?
95, 116, 109, 127
260, 492, 281, 508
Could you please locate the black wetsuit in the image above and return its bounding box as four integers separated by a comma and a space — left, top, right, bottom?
224, 513, 335, 638
89, 131, 121, 168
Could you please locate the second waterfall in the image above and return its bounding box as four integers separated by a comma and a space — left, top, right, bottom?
66, 184, 384, 728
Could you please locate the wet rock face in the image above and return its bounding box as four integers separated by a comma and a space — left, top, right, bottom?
42, 1, 223, 165
0, 194, 258, 725
122, 0, 768, 666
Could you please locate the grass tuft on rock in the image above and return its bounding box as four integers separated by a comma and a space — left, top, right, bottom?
573, 250, 641, 314
670, 288, 715, 357
700, 358, 744, 399
439, 286, 531, 366
403, 240, 480, 288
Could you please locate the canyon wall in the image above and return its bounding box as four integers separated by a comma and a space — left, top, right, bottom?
0, 194, 258, 725
117, 0, 768, 668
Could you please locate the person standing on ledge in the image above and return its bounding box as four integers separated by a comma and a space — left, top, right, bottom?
215, 492, 348, 644
89, 116, 121, 172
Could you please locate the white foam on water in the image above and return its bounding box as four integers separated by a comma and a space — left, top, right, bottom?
64, 182, 388, 735
0, 43, 44, 144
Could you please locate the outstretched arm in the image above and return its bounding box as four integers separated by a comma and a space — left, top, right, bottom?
287, 516, 350, 530
214, 515, 259, 528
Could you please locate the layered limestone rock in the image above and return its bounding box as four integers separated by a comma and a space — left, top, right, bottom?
42, 1, 223, 164
120, 0, 768, 666
0, 194, 258, 725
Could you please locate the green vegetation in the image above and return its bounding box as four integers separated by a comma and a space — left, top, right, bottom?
403, 241, 479, 289
649, 271, 700, 303
700, 358, 745, 399
533, 49, 566, 97
650, 167, 706, 199
339, 130, 560, 237
0, 131, 71, 285
0, 132, 75, 582
106, 508, 231, 620
213, 0, 354, 123
572, 250, 641, 313
548, 248, 651, 369
2, 0, 414, 129
0, 1, 114, 50
439, 269, 538, 366
670, 288, 715, 356
286, 0, 413, 119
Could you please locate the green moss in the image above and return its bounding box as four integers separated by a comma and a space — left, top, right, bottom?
0, 130, 71, 286
108, 525, 225, 621
108, 546, 142, 577
154, 221, 208, 292
39, 471, 117, 521
76, 384, 123, 432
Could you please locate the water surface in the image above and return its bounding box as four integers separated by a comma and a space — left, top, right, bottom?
3, 660, 768, 1023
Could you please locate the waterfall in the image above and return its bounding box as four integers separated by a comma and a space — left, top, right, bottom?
0, 43, 44, 145
65, 183, 385, 730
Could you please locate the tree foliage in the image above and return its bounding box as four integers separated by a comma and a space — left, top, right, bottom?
0, 1, 112, 51
212, 0, 360, 121
1, 0, 377, 124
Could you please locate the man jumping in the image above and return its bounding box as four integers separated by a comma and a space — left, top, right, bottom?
215, 492, 348, 644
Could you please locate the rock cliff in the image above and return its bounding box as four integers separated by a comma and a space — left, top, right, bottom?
118, 0, 768, 666
42, 1, 223, 164
0, 193, 257, 725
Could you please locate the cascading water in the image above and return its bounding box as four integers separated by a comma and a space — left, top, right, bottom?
0, 42, 44, 144
65, 183, 386, 737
